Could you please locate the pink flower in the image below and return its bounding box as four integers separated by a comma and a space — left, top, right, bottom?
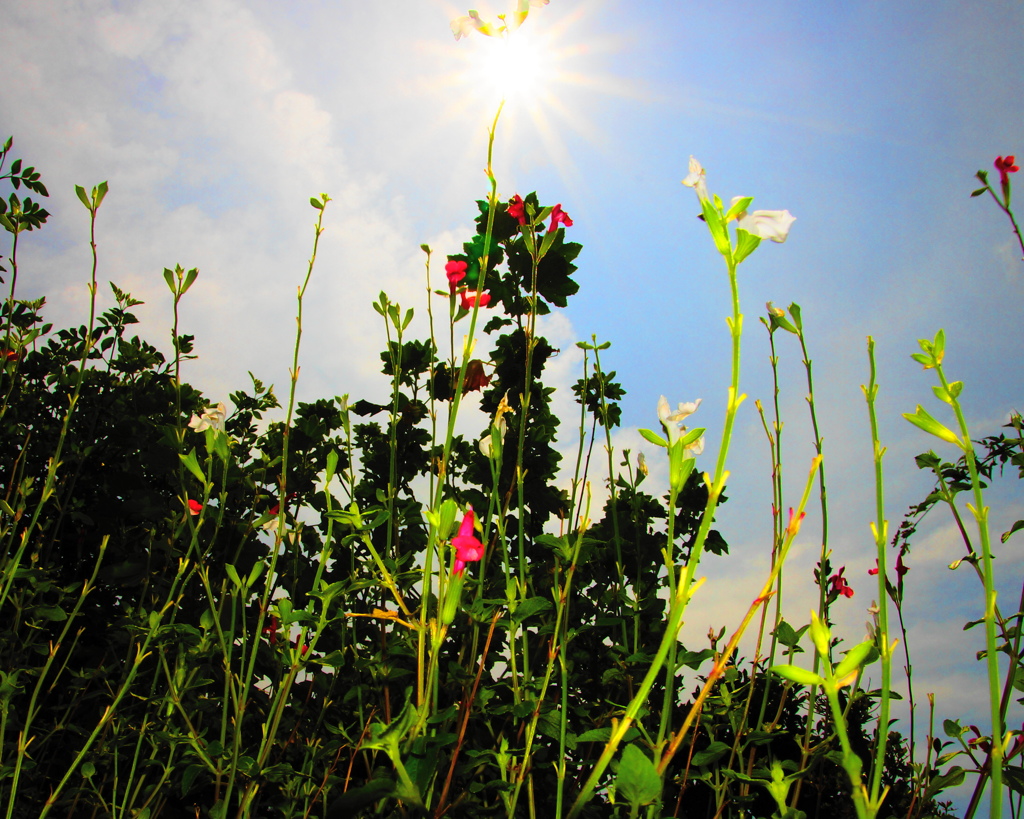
445, 260, 468, 294
188, 499, 203, 516
452, 508, 485, 574
548, 203, 573, 232
508, 194, 527, 226
830, 566, 854, 598
460, 289, 491, 310
995, 155, 1019, 186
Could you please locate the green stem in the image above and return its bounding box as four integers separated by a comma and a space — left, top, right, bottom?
862, 337, 893, 806
934, 359, 1003, 819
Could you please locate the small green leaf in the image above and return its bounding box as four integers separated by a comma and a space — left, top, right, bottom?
725, 195, 754, 221
1002, 520, 1024, 544
512, 597, 553, 623
225, 564, 243, 590
180, 448, 208, 484
732, 228, 761, 265
638, 428, 667, 448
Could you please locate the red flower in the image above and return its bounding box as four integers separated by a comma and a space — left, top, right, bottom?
508, 194, 527, 226
830, 566, 854, 598
868, 554, 908, 578
995, 155, 1019, 186
460, 289, 491, 310
262, 615, 280, 644
452, 507, 485, 574
267, 491, 299, 517
188, 499, 204, 516
548, 203, 573, 232
445, 260, 468, 294
462, 359, 491, 393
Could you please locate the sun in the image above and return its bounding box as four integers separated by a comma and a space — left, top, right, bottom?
475, 25, 552, 105
426, 2, 633, 189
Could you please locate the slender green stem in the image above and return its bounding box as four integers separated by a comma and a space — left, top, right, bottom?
862, 337, 893, 805
934, 359, 1003, 819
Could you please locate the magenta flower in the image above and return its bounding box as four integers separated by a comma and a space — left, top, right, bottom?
445, 259, 468, 294
830, 566, 854, 598
452, 508, 485, 574
995, 155, 1019, 186
508, 194, 527, 226
460, 289, 491, 310
548, 203, 573, 232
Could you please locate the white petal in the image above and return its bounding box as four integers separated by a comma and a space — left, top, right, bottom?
681, 156, 709, 203
738, 209, 796, 243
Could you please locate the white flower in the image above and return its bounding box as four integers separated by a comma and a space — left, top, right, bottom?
453, 0, 548, 39
479, 403, 510, 458
684, 435, 705, 457
188, 402, 227, 433
731, 199, 796, 243
681, 156, 709, 203
657, 395, 702, 444
451, 10, 494, 40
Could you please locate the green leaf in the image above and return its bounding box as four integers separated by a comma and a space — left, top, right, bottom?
616, 744, 662, 808
512, 597, 553, 623
770, 664, 825, 687
32, 606, 68, 622
75, 185, 90, 209
773, 619, 806, 650
1003, 766, 1024, 796
181, 763, 206, 796
732, 228, 761, 265
725, 196, 754, 221
971, 187, 988, 197
638, 427, 667, 447
180, 448, 208, 484
225, 564, 243, 590
902, 406, 961, 446
690, 740, 731, 767
834, 639, 877, 679
942, 718, 962, 738
1002, 520, 1024, 544
925, 765, 965, 800
182, 267, 199, 294
324, 779, 396, 814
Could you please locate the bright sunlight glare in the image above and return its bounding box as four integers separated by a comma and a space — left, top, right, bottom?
477, 31, 551, 104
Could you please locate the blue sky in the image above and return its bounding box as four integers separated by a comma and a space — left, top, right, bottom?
3, 0, 1023, 809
